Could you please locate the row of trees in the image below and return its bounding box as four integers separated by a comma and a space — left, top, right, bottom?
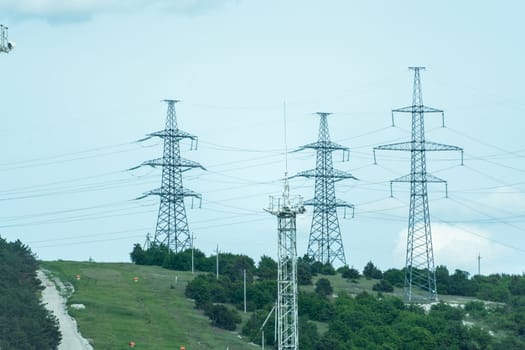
0, 237, 61, 350
130, 243, 337, 285
132, 244, 525, 304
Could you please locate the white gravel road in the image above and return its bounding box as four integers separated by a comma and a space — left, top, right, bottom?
37, 270, 94, 350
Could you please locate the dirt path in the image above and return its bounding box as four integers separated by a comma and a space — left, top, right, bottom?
37, 270, 94, 350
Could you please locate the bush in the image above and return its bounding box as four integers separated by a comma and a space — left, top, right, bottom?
373, 279, 394, 293
204, 304, 241, 330
341, 266, 360, 280
383, 269, 404, 288
315, 278, 333, 297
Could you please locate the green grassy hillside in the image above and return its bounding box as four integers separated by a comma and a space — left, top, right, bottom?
42, 261, 486, 350
42, 261, 253, 350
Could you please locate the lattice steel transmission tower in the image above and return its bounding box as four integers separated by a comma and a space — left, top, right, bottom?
292, 112, 356, 266
266, 176, 305, 350
374, 67, 463, 302
133, 100, 205, 253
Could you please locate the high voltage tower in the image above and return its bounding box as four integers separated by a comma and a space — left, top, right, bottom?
292, 112, 356, 266
133, 100, 205, 253
374, 67, 463, 302
266, 176, 305, 350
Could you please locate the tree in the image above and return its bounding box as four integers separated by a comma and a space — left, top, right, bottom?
257, 255, 277, 280
130, 243, 146, 264
185, 275, 213, 308
448, 269, 470, 295
315, 278, 333, 297
320, 263, 336, 275
299, 318, 320, 350
383, 268, 403, 288
341, 266, 360, 280
298, 258, 313, 285
509, 276, 525, 296
205, 304, 241, 330
0, 237, 61, 350
363, 261, 383, 279
373, 279, 394, 293
435, 265, 450, 294
299, 292, 334, 322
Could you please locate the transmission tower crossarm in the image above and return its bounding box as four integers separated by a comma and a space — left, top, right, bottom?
391, 174, 446, 183
391, 106, 445, 127
147, 129, 198, 140
303, 198, 354, 208
138, 157, 206, 171
291, 168, 357, 180
141, 187, 203, 199
295, 141, 349, 152
424, 141, 462, 152
374, 141, 463, 165
374, 140, 462, 152
374, 141, 414, 152
392, 105, 444, 114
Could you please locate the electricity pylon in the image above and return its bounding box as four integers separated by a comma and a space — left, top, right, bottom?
133, 100, 205, 253
266, 175, 305, 350
292, 112, 356, 266
374, 67, 463, 302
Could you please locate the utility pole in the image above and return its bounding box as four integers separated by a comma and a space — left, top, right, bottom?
191, 232, 195, 274
265, 174, 305, 350
292, 112, 356, 266
132, 100, 205, 253
260, 305, 276, 350
243, 269, 247, 313
478, 253, 482, 276
374, 67, 463, 302
216, 244, 219, 280
0, 25, 15, 54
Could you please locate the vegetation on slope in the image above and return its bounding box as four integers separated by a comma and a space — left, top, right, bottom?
39, 245, 525, 349
0, 237, 61, 350
41, 260, 252, 350
133, 245, 525, 349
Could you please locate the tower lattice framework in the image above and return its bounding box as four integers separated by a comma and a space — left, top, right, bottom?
374, 67, 463, 301
135, 100, 205, 253
293, 112, 356, 266
266, 177, 305, 350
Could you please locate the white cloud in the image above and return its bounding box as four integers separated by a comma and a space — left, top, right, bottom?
393, 223, 504, 275
487, 186, 525, 215
0, 0, 238, 23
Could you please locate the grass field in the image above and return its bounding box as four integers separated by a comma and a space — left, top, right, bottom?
41, 261, 479, 350
42, 261, 254, 350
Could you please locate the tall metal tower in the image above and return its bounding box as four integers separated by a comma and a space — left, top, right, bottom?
266, 176, 305, 350
0, 25, 15, 53
374, 67, 463, 301
292, 112, 356, 266
134, 100, 205, 253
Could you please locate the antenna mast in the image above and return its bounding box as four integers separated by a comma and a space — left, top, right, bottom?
0, 25, 15, 54
265, 104, 305, 350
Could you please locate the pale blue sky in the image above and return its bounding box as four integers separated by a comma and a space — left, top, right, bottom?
1, 1, 524, 275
